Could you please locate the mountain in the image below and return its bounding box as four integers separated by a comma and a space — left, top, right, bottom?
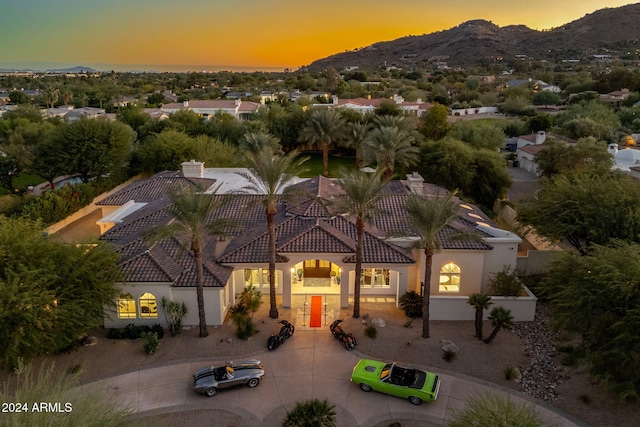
306, 4, 640, 71
45, 66, 99, 73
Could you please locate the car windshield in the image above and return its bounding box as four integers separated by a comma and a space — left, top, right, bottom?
380, 363, 394, 380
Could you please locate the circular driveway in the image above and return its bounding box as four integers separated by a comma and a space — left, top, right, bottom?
82, 329, 584, 426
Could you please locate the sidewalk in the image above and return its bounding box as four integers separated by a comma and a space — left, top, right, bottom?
82, 330, 586, 427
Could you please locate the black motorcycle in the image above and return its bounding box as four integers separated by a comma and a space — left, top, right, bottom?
267, 320, 295, 350
329, 319, 357, 351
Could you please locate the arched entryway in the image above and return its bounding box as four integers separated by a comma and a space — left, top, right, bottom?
291, 259, 341, 295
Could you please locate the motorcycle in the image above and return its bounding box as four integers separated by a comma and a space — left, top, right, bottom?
329, 319, 357, 351
267, 320, 295, 351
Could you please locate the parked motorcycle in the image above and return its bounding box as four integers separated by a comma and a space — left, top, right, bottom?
329, 319, 357, 351
267, 320, 295, 351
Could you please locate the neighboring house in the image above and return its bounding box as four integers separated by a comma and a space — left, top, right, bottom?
43, 106, 106, 121
516, 131, 576, 174
96, 163, 528, 329
600, 88, 631, 105
609, 143, 640, 179
502, 79, 560, 93
318, 95, 432, 117
160, 99, 262, 121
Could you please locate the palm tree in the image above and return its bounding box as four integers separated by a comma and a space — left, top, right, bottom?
344, 121, 371, 170
283, 399, 337, 427
362, 126, 419, 180
333, 168, 386, 318
299, 109, 346, 177
145, 184, 233, 337
483, 306, 514, 344
240, 147, 308, 319
239, 130, 281, 158
467, 292, 493, 340
404, 192, 460, 338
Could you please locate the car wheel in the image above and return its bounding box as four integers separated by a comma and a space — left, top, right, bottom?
247, 378, 260, 388
360, 383, 372, 392
409, 396, 422, 405
205, 387, 217, 397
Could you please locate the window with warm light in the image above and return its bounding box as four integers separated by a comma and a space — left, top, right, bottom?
439, 263, 461, 292
117, 293, 136, 319
244, 268, 278, 288
139, 293, 158, 317
361, 268, 391, 288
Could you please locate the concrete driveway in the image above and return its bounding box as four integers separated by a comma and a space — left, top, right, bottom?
82, 329, 584, 427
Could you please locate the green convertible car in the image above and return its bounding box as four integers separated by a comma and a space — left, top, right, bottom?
350, 359, 440, 405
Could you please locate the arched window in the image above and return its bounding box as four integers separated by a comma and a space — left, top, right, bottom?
439, 263, 461, 292
139, 293, 158, 318
117, 293, 136, 319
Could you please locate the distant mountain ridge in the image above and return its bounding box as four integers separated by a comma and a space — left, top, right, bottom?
0, 65, 98, 73
306, 3, 640, 70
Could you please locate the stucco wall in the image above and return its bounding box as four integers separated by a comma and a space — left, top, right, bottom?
430, 286, 537, 321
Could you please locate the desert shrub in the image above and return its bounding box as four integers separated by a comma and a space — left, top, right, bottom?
488, 266, 523, 297
449, 393, 543, 427
404, 320, 413, 328
107, 323, 164, 340
283, 398, 336, 427
442, 349, 457, 362
160, 297, 188, 336
364, 325, 377, 339
398, 290, 423, 318
70, 363, 83, 375
141, 332, 159, 355
230, 302, 258, 340
504, 366, 517, 380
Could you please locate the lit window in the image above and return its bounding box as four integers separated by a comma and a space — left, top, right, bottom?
139, 293, 158, 318
361, 268, 391, 288
439, 263, 461, 292
243, 268, 278, 289
117, 293, 136, 319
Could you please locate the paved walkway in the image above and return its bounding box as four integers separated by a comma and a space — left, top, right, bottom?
81, 330, 585, 427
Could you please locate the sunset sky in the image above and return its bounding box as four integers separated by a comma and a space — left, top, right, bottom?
0, 0, 635, 71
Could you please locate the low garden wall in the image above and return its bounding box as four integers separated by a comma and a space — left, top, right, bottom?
429, 286, 537, 321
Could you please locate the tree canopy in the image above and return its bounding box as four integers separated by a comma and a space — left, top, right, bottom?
0, 217, 121, 368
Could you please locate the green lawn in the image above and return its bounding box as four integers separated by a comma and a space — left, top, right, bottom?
0, 174, 46, 196
297, 152, 356, 178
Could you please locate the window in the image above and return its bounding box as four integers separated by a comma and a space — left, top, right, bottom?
117, 293, 136, 319
361, 268, 390, 288
439, 263, 461, 292
244, 269, 278, 289
139, 293, 158, 318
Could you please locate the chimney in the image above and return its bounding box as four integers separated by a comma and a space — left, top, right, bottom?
608, 143, 619, 156
235, 99, 241, 106
406, 172, 425, 195
181, 159, 204, 178
183, 100, 189, 107
332, 95, 338, 105
535, 131, 546, 145
416, 98, 422, 104
393, 94, 404, 104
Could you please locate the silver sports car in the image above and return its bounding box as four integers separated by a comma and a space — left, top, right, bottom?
192, 360, 265, 397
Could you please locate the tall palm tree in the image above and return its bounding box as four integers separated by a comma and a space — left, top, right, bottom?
145, 184, 233, 337
345, 121, 371, 170
362, 126, 419, 180
240, 147, 308, 319
405, 192, 460, 338
333, 168, 386, 318
467, 292, 493, 340
483, 306, 514, 344
239, 130, 281, 158
299, 109, 346, 177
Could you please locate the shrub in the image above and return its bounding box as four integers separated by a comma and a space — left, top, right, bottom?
230, 302, 258, 340
141, 332, 159, 355
70, 363, 83, 375
283, 399, 337, 427
488, 266, 523, 297
504, 366, 517, 380
107, 323, 164, 340
404, 320, 413, 328
364, 325, 377, 339
442, 349, 457, 362
160, 297, 188, 336
449, 393, 543, 427
398, 290, 423, 318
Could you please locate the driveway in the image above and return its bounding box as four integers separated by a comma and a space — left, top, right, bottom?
82, 329, 584, 427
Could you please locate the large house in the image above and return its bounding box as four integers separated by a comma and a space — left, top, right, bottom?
160, 99, 262, 121
97, 163, 528, 329
516, 131, 576, 174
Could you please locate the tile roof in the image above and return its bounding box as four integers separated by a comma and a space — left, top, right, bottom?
103, 170, 502, 285
97, 171, 216, 205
